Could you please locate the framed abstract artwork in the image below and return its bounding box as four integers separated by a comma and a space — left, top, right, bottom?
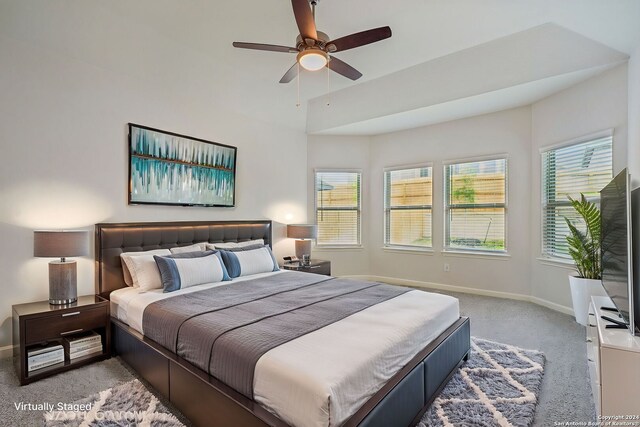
128, 123, 237, 207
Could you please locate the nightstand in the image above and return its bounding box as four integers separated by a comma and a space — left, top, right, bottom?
12, 295, 111, 385
282, 259, 331, 276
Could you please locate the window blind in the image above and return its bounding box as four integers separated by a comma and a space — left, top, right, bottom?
541, 135, 612, 259
384, 166, 432, 248
315, 171, 361, 246
445, 158, 507, 252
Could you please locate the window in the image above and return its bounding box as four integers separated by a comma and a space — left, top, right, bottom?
384, 166, 432, 248
315, 170, 361, 246
444, 157, 507, 252
541, 135, 612, 259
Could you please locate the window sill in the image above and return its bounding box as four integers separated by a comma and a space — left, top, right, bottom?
536, 257, 576, 270
382, 246, 434, 255
314, 245, 364, 251
442, 249, 511, 260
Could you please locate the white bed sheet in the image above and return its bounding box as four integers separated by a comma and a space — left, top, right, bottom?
110, 273, 459, 427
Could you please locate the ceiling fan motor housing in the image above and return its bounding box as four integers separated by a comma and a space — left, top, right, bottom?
296, 31, 331, 50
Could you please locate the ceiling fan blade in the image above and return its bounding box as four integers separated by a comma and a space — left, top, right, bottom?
233, 42, 298, 53
279, 63, 299, 84
328, 56, 362, 80
328, 26, 392, 52
291, 0, 318, 41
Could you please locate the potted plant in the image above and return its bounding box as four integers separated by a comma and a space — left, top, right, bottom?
565, 194, 607, 326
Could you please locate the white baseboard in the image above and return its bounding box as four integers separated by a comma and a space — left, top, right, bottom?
0, 344, 14, 359
344, 275, 574, 316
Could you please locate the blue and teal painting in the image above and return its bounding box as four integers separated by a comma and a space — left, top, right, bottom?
129, 125, 236, 207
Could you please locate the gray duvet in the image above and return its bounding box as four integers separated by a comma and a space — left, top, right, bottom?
142, 271, 410, 398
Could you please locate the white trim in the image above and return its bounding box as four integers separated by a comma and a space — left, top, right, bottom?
538, 128, 614, 154
442, 152, 510, 166
383, 165, 434, 249
313, 245, 364, 251
0, 344, 14, 359
529, 296, 575, 316
382, 246, 434, 255
443, 156, 508, 253
314, 168, 363, 247
314, 167, 363, 174
342, 275, 574, 316
383, 162, 433, 172
536, 257, 577, 270
442, 250, 511, 260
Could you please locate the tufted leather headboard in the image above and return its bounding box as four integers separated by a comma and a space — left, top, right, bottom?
95, 220, 272, 298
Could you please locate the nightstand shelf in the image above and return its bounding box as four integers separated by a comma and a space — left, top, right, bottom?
12, 295, 111, 385
282, 259, 331, 276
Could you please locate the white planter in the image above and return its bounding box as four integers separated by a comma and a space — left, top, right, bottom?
569, 275, 607, 326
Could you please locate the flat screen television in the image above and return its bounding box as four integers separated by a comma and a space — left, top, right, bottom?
600, 168, 639, 335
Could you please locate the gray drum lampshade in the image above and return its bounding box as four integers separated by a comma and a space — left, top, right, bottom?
34, 230, 88, 305
287, 224, 317, 260
34, 231, 89, 258
287, 224, 317, 240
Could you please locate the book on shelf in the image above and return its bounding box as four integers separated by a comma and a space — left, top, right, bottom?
66, 340, 103, 354
28, 348, 64, 372
29, 360, 64, 373
66, 344, 103, 360
27, 344, 64, 372
27, 343, 63, 358
64, 331, 101, 349
28, 348, 64, 365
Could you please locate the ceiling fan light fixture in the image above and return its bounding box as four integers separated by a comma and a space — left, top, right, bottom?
297, 50, 328, 71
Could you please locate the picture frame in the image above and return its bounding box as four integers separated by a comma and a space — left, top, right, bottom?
128, 123, 237, 207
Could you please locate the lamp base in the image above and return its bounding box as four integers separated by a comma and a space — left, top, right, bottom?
49, 260, 77, 306
295, 239, 312, 260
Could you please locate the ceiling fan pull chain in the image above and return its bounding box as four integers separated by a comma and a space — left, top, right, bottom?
296, 62, 301, 108
326, 60, 330, 106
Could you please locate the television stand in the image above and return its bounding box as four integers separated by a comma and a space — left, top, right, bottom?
587, 296, 640, 419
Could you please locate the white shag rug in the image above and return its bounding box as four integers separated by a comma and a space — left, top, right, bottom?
419, 337, 545, 427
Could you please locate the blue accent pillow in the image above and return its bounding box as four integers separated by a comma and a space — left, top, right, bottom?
154, 250, 230, 293
219, 245, 279, 279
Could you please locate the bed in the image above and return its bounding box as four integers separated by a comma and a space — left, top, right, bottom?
96, 220, 470, 427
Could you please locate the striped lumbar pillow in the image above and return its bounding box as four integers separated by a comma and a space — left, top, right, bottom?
219, 246, 279, 278
154, 251, 230, 293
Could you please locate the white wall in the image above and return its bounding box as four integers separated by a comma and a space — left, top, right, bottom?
369, 107, 532, 296
629, 46, 640, 189
530, 64, 629, 308
307, 136, 371, 275
308, 108, 532, 295
0, 6, 307, 351
308, 65, 630, 311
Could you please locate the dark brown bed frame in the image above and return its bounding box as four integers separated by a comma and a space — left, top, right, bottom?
96, 220, 470, 427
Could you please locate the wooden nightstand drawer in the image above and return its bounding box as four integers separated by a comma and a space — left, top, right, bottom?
300, 263, 331, 275
282, 260, 331, 276
24, 306, 108, 345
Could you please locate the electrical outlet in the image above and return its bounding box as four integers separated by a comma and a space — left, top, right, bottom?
444, 263, 450, 272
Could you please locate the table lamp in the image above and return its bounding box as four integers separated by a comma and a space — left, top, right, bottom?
34, 230, 88, 305
287, 224, 317, 260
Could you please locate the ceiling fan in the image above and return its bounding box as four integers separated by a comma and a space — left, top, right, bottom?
232, 0, 392, 83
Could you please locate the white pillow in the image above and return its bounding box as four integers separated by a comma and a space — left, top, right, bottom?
120, 249, 170, 290
155, 252, 230, 292
206, 239, 264, 250
219, 246, 279, 278
120, 249, 171, 288
170, 243, 207, 254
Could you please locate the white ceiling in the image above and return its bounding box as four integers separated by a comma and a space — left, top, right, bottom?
307, 24, 628, 135
105, 0, 640, 133
4, 0, 640, 134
